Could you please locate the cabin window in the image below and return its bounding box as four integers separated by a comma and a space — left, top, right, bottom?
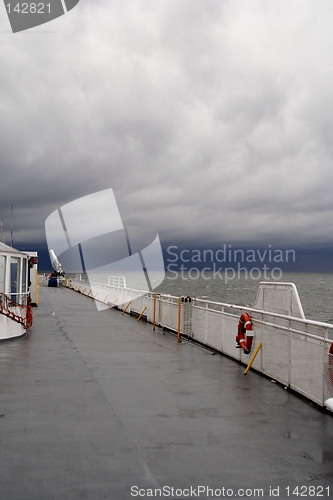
10, 257, 21, 304
0, 255, 5, 294
22, 258, 27, 305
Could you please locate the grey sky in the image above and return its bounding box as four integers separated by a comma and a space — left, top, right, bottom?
1, 0, 333, 252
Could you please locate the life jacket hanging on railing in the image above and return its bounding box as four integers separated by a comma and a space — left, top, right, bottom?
236, 312, 254, 355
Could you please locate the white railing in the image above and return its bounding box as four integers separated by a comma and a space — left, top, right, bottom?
63, 277, 333, 408
191, 297, 333, 406
7, 291, 29, 306
108, 275, 127, 288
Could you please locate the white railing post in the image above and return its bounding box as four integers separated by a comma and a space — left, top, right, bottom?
288, 318, 292, 388
220, 305, 224, 352
204, 303, 208, 344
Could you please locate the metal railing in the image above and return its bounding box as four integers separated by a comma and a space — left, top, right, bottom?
63, 277, 333, 407
6, 292, 29, 306
108, 275, 127, 288
190, 297, 333, 406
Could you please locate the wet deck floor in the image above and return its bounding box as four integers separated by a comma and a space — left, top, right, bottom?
0, 286, 332, 499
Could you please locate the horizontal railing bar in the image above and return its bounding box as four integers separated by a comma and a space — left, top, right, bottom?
70, 280, 180, 301
7, 292, 30, 296
193, 298, 333, 330
70, 279, 333, 332
193, 306, 330, 343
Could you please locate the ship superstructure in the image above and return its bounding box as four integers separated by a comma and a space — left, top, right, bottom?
0, 242, 36, 340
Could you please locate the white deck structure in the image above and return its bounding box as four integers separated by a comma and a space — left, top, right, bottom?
66, 277, 333, 409
0, 242, 33, 340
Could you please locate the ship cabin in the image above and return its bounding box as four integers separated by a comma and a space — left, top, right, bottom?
0, 242, 37, 340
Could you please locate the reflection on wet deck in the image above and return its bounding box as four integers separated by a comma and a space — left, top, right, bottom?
0, 287, 332, 499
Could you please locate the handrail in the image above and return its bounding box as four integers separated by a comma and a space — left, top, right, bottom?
67, 277, 333, 332
6, 291, 30, 306
193, 298, 333, 331
70, 278, 180, 301
64, 277, 333, 406
0, 293, 32, 329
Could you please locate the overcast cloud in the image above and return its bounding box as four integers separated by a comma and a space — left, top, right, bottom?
1, 0, 333, 257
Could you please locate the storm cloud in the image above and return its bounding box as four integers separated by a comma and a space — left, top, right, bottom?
1, 0, 333, 261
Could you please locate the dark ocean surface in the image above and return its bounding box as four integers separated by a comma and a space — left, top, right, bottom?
154, 272, 333, 324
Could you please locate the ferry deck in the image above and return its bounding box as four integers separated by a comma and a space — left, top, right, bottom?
0, 285, 332, 499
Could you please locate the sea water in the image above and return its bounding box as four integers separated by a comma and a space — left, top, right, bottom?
82, 270, 333, 324
156, 272, 333, 324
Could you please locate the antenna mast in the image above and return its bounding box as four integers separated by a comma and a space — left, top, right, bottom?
10, 204, 13, 247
